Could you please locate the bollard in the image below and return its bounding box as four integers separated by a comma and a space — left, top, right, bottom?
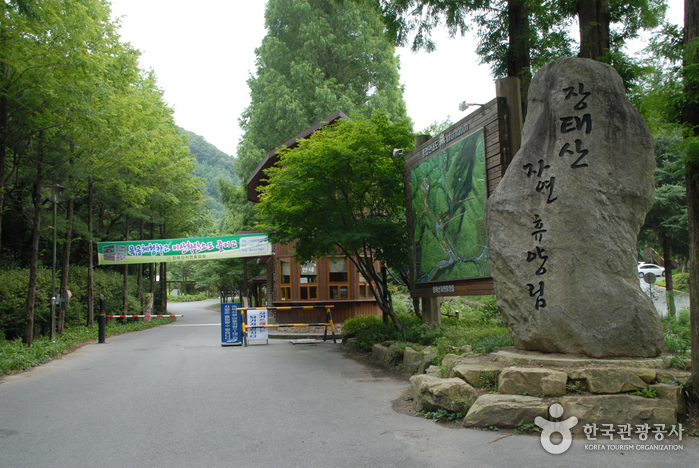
98, 294, 106, 344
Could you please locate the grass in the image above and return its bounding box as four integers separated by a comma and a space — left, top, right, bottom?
663, 307, 692, 370
342, 295, 513, 363
418, 408, 466, 422
655, 272, 689, 294
168, 293, 211, 303
0, 317, 175, 375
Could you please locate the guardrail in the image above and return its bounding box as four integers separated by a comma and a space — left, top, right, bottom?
97, 294, 182, 343
237, 305, 336, 347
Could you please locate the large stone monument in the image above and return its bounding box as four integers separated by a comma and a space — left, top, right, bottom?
486, 57, 664, 358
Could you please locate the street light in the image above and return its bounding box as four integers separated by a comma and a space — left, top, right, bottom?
458, 101, 484, 112
46, 183, 64, 342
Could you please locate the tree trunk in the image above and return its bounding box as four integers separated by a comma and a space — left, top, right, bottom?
57, 194, 73, 334
577, 0, 610, 60
683, 0, 699, 396
150, 222, 156, 296
137, 218, 144, 308
87, 177, 94, 327
0, 29, 8, 257
661, 235, 676, 320
159, 221, 167, 313
123, 213, 129, 317
23, 137, 43, 346
507, 0, 532, 116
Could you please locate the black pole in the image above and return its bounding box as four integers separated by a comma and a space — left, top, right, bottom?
98, 294, 106, 344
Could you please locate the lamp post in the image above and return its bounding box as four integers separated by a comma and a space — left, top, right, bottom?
46, 183, 64, 342
458, 101, 484, 112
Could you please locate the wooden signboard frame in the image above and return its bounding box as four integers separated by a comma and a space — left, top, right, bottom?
404, 78, 522, 299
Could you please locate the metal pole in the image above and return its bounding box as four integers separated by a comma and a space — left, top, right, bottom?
50, 190, 57, 342
98, 294, 106, 344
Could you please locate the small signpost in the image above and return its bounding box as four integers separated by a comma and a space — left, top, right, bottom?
246, 308, 269, 345
221, 303, 243, 346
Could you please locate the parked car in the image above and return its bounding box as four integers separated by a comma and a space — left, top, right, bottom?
638, 263, 665, 278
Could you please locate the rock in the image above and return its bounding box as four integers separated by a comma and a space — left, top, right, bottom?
420, 353, 439, 375
485, 57, 664, 358
656, 370, 692, 385
441, 354, 461, 368
446, 356, 482, 376
568, 368, 647, 394
558, 394, 676, 433
463, 394, 549, 428
425, 365, 441, 375
628, 368, 657, 384
384, 344, 403, 367
451, 363, 501, 389
344, 337, 358, 349
408, 374, 442, 400
650, 384, 686, 416
498, 367, 567, 397
372, 344, 388, 363
403, 347, 423, 375
409, 375, 478, 414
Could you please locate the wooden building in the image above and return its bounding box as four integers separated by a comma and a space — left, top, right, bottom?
246, 111, 383, 324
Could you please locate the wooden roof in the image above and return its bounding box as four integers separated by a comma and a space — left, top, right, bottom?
246, 110, 350, 203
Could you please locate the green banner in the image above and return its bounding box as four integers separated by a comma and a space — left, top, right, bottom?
97, 234, 271, 265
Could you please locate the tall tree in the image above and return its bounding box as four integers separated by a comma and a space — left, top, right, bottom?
236, 0, 409, 183
371, 0, 666, 111
255, 113, 414, 329
640, 126, 688, 319
682, 0, 699, 395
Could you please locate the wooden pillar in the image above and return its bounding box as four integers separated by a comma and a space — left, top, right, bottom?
496, 77, 524, 169
422, 296, 442, 325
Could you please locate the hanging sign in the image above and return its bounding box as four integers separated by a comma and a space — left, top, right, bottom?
97, 233, 271, 265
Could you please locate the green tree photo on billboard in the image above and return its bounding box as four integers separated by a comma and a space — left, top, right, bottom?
411, 128, 489, 282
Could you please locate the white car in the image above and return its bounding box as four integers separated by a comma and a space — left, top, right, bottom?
638, 263, 665, 278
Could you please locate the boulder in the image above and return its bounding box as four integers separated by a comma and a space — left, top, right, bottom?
446, 356, 482, 376
463, 394, 549, 428
656, 370, 692, 385
451, 363, 501, 389
568, 368, 647, 394
558, 394, 676, 433
403, 347, 423, 375
486, 57, 664, 358
650, 383, 686, 416
372, 344, 388, 363
420, 353, 439, 375
384, 343, 403, 367
628, 368, 657, 384
498, 367, 567, 397
441, 354, 462, 368
409, 375, 479, 414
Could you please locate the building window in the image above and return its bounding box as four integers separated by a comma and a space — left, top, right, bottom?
299, 261, 317, 300
358, 270, 374, 299
328, 257, 349, 299
279, 259, 291, 301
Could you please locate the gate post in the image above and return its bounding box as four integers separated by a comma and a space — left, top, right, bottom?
98, 294, 106, 344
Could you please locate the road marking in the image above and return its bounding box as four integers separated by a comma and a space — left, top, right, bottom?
170, 323, 220, 327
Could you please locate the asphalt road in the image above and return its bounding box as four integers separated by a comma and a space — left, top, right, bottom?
1, 299, 697, 468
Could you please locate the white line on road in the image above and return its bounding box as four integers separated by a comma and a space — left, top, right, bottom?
170, 324, 220, 327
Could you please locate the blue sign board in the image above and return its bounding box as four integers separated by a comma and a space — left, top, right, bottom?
221, 303, 242, 346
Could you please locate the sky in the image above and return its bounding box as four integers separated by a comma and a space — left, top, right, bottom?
108, 0, 685, 158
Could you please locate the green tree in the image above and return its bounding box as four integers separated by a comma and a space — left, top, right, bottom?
236, 0, 409, 183
185, 130, 238, 223
640, 125, 688, 319
371, 0, 665, 112
681, 0, 699, 395
255, 113, 413, 329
